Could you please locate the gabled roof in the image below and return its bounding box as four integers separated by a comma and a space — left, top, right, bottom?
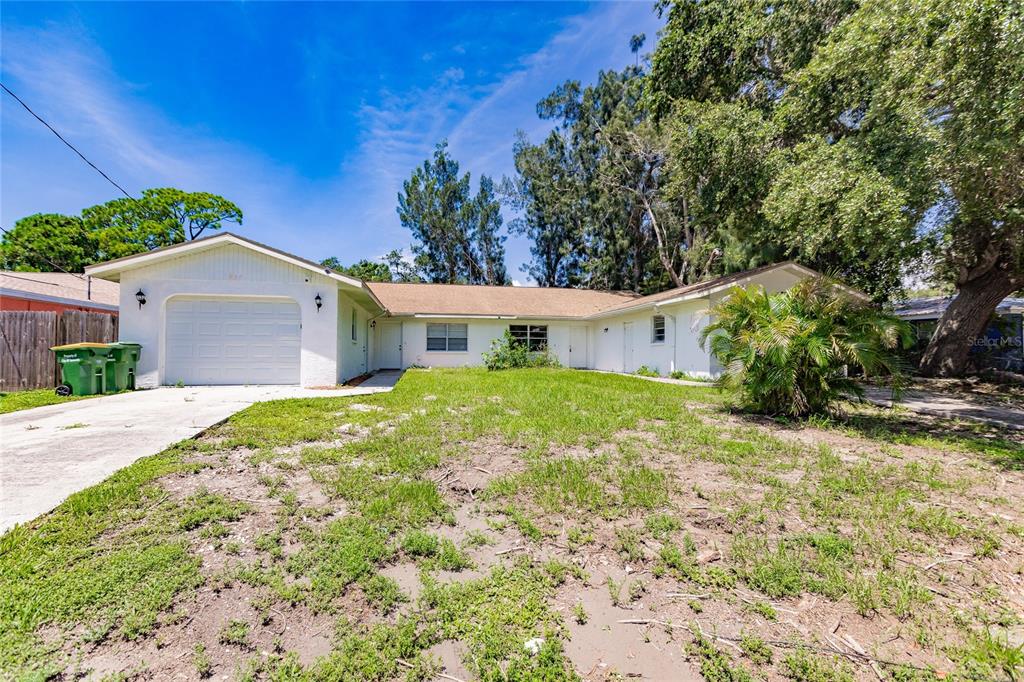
588, 261, 868, 317
370, 262, 865, 320
1, 271, 119, 310
84, 232, 384, 309
84, 234, 865, 320
367, 281, 639, 319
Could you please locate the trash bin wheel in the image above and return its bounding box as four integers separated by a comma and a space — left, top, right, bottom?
55, 384, 73, 397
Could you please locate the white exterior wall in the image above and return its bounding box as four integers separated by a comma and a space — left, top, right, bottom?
370, 318, 592, 370
117, 243, 338, 388
591, 301, 713, 377
337, 296, 374, 382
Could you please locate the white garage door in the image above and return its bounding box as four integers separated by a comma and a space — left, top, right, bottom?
165, 297, 301, 385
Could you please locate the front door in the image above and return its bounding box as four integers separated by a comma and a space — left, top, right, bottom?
379, 322, 402, 369
622, 322, 635, 373
568, 326, 588, 368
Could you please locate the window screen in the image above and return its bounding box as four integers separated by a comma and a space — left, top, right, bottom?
652, 315, 666, 343
426, 323, 468, 351
509, 324, 548, 352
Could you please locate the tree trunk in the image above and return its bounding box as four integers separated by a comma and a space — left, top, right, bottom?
918, 267, 1018, 377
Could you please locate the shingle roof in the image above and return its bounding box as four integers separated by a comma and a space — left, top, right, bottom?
592, 261, 812, 315
366, 281, 640, 318
0, 271, 119, 307
366, 262, 835, 319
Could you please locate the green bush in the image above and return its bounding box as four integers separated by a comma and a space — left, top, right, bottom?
634, 365, 660, 377
700, 278, 911, 417
483, 331, 559, 371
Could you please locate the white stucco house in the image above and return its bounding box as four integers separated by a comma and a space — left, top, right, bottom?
84, 232, 862, 388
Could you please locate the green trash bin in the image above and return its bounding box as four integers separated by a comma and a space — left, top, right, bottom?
104, 342, 142, 392
51, 343, 115, 396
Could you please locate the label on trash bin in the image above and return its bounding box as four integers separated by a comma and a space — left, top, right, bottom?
59, 357, 81, 364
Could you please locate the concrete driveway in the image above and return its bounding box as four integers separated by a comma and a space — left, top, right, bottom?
0, 372, 402, 533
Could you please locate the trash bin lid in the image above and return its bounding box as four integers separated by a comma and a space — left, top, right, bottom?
50, 342, 116, 351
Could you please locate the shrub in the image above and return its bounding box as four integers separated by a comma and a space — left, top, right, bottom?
635, 365, 660, 377
483, 331, 559, 371
700, 278, 912, 417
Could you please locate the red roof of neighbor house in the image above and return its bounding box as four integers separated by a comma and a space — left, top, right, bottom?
0, 271, 120, 307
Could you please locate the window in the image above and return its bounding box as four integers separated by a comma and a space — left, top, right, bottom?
652, 315, 666, 343
509, 324, 548, 352
426, 323, 468, 351
351, 309, 358, 342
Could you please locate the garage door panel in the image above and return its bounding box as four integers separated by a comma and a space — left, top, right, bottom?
197, 322, 222, 336
222, 301, 249, 315
165, 297, 300, 385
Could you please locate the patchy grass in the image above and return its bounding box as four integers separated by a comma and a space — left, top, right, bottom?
0, 388, 128, 414
1, 367, 1021, 680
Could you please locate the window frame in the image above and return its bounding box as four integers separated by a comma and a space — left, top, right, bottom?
508, 324, 549, 352
426, 323, 468, 352
651, 315, 666, 344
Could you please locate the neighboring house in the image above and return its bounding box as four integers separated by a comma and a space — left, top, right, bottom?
84, 232, 863, 388
894, 296, 1024, 373
0, 272, 119, 314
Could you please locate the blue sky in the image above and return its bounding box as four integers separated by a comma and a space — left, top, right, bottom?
1, 1, 663, 282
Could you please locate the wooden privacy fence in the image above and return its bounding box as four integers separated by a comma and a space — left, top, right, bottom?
0, 311, 118, 391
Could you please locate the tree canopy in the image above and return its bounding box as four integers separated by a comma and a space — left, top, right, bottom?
321, 257, 393, 282
503, 0, 1021, 375
0, 214, 96, 272
2, 188, 243, 272
397, 142, 508, 285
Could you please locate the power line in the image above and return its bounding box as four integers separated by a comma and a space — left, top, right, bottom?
1, 81, 135, 200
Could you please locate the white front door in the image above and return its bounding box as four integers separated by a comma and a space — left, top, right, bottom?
622, 322, 635, 373
568, 326, 588, 368
379, 322, 402, 369
165, 297, 301, 385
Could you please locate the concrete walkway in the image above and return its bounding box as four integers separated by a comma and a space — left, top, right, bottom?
0, 372, 402, 532
862, 386, 1024, 431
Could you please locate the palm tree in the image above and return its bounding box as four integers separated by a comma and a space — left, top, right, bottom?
700, 278, 912, 417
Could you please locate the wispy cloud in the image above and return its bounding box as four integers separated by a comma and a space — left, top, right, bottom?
1, 4, 662, 273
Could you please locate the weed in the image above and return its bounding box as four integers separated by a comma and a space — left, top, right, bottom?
781, 649, 854, 682
193, 643, 212, 678
644, 513, 681, 538
687, 633, 754, 681
573, 603, 588, 624
218, 619, 250, 648
360, 574, 407, 614
739, 634, 773, 665
615, 527, 645, 563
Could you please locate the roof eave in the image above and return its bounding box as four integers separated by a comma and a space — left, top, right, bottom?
0, 287, 119, 311
83, 232, 383, 300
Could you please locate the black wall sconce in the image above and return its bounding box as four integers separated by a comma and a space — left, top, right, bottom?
315, 293, 323, 312
135, 289, 147, 309
370, 320, 376, 329
602, 327, 609, 333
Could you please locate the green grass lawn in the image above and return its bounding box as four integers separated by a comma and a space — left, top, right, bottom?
0, 388, 98, 414
1, 368, 1021, 681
